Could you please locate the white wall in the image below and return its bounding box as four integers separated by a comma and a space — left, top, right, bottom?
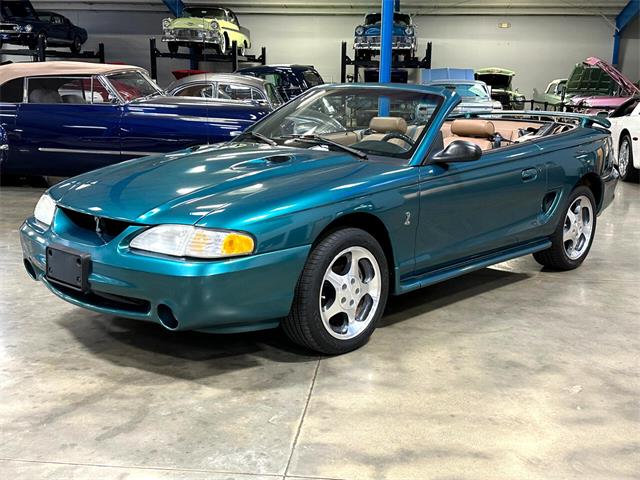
3, 10, 636, 98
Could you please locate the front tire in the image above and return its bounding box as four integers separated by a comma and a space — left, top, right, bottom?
70, 36, 82, 54
167, 42, 179, 54
533, 186, 597, 270
283, 228, 389, 355
618, 134, 639, 183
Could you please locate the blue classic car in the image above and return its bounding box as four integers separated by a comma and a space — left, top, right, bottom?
20, 84, 618, 354
0, 1, 88, 52
354, 11, 417, 59
0, 61, 270, 178
236, 65, 324, 101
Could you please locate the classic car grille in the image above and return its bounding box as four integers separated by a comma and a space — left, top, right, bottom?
174, 28, 204, 39
0, 23, 19, 32
59, 207, 133, 240
359, 35, 409, 44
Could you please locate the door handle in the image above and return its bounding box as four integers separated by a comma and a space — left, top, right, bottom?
521, 167, 538, 182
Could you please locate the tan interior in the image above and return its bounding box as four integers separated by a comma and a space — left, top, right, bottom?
312, 117, 553, 153
443, 119, 496, 150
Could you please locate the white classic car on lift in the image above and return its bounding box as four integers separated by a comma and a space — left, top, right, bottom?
608, 96, 640, 182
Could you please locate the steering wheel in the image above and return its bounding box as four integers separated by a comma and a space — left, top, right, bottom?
381, 132, 415, 148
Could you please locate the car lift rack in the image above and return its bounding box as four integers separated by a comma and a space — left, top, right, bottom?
0, 36, 105, 63
340, 40, 432, 83
149, 37, 266, 80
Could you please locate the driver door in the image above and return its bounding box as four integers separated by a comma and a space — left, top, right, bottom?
413, 141, 548, 275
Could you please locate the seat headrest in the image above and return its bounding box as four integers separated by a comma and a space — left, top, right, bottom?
369, 116, 407, 134
451, 119, 495, 138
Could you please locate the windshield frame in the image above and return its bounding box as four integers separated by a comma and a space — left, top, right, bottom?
102, 69, 163, 103
243, 85, 445, 165
182, 6, 226, 19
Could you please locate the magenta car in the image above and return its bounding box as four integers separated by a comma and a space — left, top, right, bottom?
567, 57, 639, 113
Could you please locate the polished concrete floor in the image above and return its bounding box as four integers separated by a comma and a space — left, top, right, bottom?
0, 182, 638, 480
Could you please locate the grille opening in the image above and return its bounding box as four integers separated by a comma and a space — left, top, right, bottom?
50, 282, 151, 314
60, 207, 133, 240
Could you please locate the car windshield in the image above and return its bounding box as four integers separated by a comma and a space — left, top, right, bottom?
436, 83, 489, 100
248, 87, 442, 161
364, 13, 411, 25
183, 7, 225, 19
105, 71, 162, 102
1, 1, 36, 18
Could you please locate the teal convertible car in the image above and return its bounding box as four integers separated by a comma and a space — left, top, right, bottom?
20, 84, 617, 354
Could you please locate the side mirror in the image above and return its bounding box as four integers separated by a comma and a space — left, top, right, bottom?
431, 140, 482, 164
596, 111, 609, 118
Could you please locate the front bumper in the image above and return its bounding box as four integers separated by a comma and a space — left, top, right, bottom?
354, 36, 415, 51
0, 31, 34, 44
162, 29, 222, 45
20, 217, 310, 333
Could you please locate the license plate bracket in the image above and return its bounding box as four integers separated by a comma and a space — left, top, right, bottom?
45, 245, 91, 292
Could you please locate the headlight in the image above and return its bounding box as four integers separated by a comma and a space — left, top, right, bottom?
515, 95, 526, 102
34, 194, 56, 227
210, 20, 220, 31
405, 26, 414, 36
355, 26, 365, 36
130, 225, 255, 259
162, 18, 172, 28
24, 24, 33, 33
492, 101, 503, 110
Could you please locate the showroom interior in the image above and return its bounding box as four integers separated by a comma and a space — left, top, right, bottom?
0, 0, 639, 479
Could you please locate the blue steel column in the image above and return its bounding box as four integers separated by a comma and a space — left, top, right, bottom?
378, 0, 394, 116
613, 0, 639, 66
162, 0, 184, 17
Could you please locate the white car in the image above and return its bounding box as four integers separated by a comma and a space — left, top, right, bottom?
608, 96, 640, 182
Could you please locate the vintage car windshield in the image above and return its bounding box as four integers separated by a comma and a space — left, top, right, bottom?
105, 71, 163, 102
249, 87, 442, 160
183, 7, 225, 19
364, 13, 411, 25
437, 83, 490, 100
1, 1, 36, 18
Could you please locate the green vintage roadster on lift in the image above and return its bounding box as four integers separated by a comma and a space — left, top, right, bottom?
21, 84, 617, 354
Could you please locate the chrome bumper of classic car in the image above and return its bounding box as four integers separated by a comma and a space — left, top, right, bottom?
354, 35, 415, 50
162, 28, 222, 44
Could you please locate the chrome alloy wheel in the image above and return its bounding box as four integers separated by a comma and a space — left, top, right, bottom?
319, 246, 381, 340
619, 139, 630, 177
563, 195, 594, 260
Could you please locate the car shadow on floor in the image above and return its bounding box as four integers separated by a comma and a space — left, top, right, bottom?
380, 266, 532, 328
57, 266, 533, 380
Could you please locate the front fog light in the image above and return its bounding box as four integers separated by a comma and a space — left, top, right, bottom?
130, 225, 255, 259
34, 194, 56, 227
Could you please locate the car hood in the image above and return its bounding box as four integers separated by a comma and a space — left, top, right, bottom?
128, 95, 270, 121
584, 57, 640, 96
50, 143, 389, 227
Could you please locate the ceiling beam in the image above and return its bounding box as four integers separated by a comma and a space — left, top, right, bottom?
31, 1, 626, 16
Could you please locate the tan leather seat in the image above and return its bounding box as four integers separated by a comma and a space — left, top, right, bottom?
443, 119, 495, 150
362, 117, 410, 147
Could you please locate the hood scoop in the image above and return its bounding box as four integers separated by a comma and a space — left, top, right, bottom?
231, 155, 294, 170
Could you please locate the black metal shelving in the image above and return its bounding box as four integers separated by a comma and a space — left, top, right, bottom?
0, 37, 105, 63
149, 37, 266, 80
340, 40, 432, 83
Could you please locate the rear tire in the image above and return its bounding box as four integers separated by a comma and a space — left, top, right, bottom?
618, 134, 639, 183
533, 186, 597, 270
282, 228, 389, 355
